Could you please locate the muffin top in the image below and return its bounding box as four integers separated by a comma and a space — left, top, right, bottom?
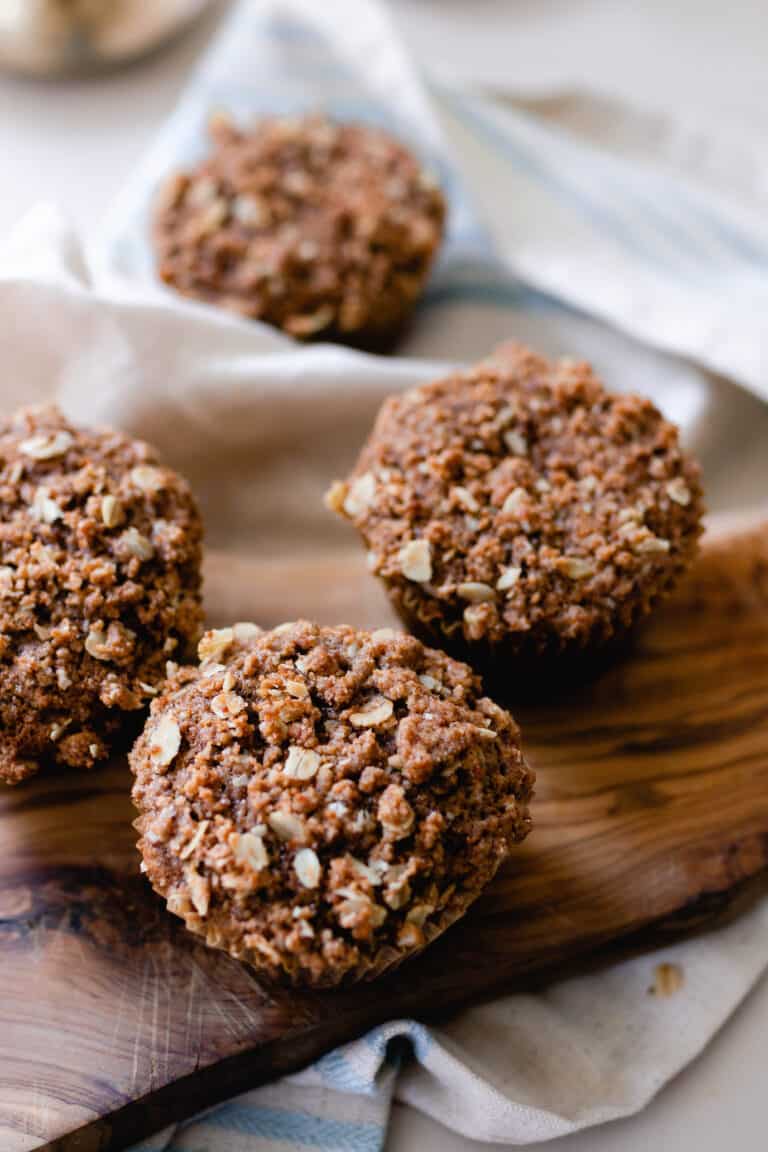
131, 620, 532, 987
153, 113, 446, 345
328, 344, 704, 654
0, 405, 203, 783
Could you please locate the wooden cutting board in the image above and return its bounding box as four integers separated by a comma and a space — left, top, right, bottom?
2, 517, 768, 1152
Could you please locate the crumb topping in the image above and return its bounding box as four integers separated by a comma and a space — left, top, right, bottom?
0, 405, 203, 783
329, 344, 704, 653
131, 620, 533, 986
153, 114, 446, 345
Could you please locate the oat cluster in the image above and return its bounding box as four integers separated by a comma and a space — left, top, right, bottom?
153, 114, 446, 347
130, 620, 533, 986
0, 406, 203, 783
329, 343, 704, 661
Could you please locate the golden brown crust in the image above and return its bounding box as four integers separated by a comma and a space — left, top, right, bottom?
153, 114, 446, 347
130, 620, 533, 987
329, 343, 705, 666
0, 405, 203, 784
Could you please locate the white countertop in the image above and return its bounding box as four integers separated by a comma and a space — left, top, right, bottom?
0, 2, 765, 1149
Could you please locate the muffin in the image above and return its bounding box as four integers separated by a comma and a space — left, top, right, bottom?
0, 405, 203, 784
327, 343, 704, 669
130, 620, 533, 987
153, 113, 446, 349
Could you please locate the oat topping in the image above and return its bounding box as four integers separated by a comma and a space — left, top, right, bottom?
330, 343, 704, 660
496, 566, 521, 592
457, 581, 496, 603
294, 848, 321, 889
153, 114, 446, 348
348, 695, 394, 728
0, 405, 203, 784
130, 620, 533, 987
198, 622, 264, 667
233, 831, 269, 872
343, 472, 377, 517
100, 493, 123, 528
284, 745, 320, 780
120, 526, 155, 561
19, 429, 73, 460
501, 487, 528, 517
635, 535, 671, 555
398, 538, 432, 583
555, 557, 596, 580
150, 713, 182, 767
130, 465, 166, 493
31, 485, 63, 524
666, 478, 691, 506
185, 867, 210, 916
268, 810, 308, 844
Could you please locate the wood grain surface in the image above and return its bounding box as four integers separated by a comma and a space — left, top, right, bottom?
2, 519, 768, 1151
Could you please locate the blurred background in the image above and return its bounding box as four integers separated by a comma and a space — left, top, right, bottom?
1, 0, 767, 239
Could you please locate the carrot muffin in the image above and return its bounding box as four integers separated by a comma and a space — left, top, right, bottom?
327, 343, 704, 667
153, 113, 446, 348
0, 405, 203, 784
130, 620, 532, 987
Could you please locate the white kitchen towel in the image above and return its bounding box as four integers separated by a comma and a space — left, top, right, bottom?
2, 0, 768, 1149
430, 85, 768, 401
126, 905, 768, 1150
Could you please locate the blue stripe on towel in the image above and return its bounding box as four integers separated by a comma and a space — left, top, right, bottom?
313, 1045, 380, 1093
442, 88, 768, 278
650, 180, 768, 268
422, 276, 567, 314
200, 1103, 383, 1151
260, 15, 320, 44
441, 91, 679, 272
441, 89, 738, 283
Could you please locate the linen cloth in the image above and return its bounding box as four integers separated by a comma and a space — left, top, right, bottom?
1, 0, 767, 1148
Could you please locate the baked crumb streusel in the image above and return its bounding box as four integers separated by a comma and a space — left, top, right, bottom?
153, 113, 446, 348
0, 405, 203, 784
130, 620, 533, 987
328, 343, 704, 665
